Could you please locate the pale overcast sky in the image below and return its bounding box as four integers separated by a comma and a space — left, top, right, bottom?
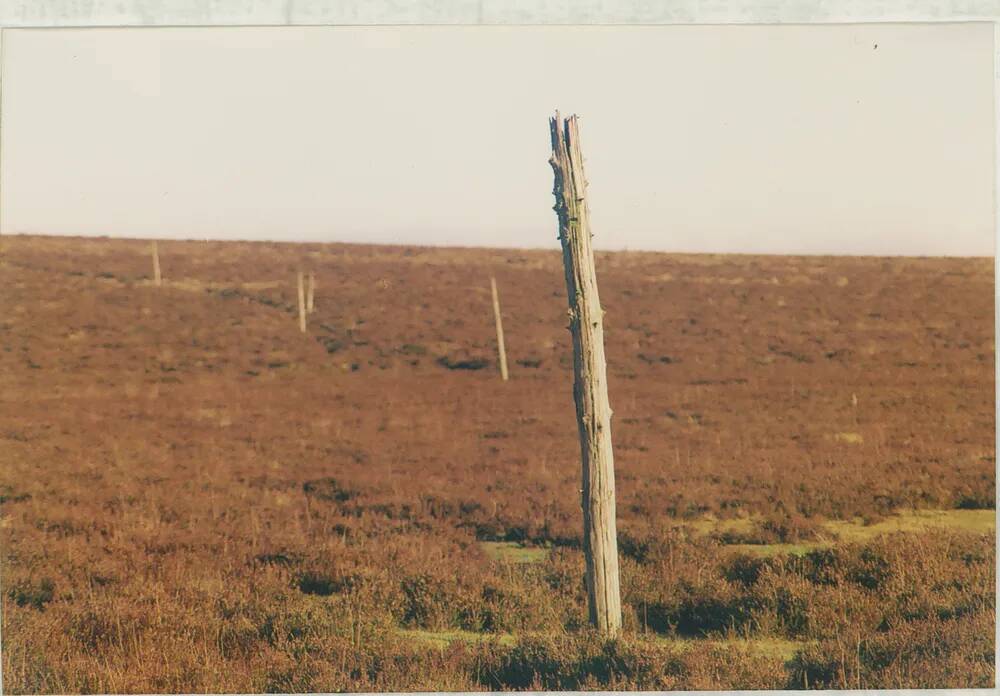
0, 24, 994, 255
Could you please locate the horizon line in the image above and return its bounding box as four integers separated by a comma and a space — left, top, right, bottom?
1, 230, 994, 261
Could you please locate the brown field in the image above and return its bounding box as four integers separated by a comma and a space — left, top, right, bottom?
0, 234, 995, 692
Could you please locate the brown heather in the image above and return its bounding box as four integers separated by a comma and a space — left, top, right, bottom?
0, 235, 994, 691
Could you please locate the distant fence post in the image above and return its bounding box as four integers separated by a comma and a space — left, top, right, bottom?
297, 271, 307, 333
549, 112, 622, 637
490, 276, 509, 381
152, 241, 162, 286
307, 273, 316, 314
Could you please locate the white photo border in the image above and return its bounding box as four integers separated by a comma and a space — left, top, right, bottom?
0, 4, 996, 696
0, 1, 998, 26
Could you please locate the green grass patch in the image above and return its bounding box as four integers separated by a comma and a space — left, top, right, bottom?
479, 541, 549, 564
825, 508, 994, 539
685, 515, 756, 537
706, 508, 994, 557
396, 628, 516, 649
474, 509, 993, 567
725, 543, 815, 557
832, 432, 864, 444
399, 628, 808, 663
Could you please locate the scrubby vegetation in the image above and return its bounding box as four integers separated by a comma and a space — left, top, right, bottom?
1, 236, 994, 691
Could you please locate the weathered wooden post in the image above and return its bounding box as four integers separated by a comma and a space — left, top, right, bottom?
490, 276, 509, 381
307, 273, 316, 314
297, 271, 307, 333
549, 112, 622, 636
151, 241, 162, 286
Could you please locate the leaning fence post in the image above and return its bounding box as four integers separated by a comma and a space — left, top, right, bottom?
490, 276, 509, 381
307, 273, 316, 314
549, 112, 622, 636
151, 241, 162, 286
297, 271, 307, 333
